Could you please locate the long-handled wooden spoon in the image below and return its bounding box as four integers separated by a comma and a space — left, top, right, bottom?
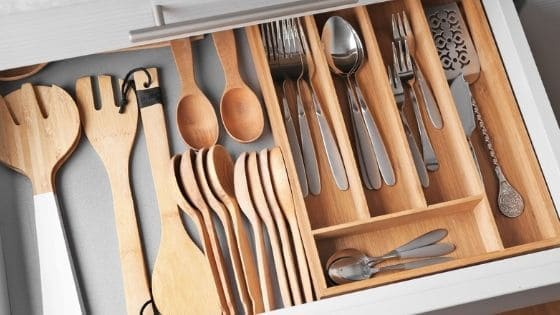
171, 38, 219, 149
170, 154, 229, 315
213, 30, 264, 143
258, 149, 303, 305
75, 75, 152, 315
234, 153, 276, 311
0, 85, 83, 314
246, 152, 293, 307
206, 145, 264, 314
195, 148, 252, 314
133, 68, 221, 314
269, 147, 314, 302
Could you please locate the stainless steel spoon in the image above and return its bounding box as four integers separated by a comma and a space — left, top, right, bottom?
329, 256, 454, 284
322, 16, 395, 188
326, 228, 449, 268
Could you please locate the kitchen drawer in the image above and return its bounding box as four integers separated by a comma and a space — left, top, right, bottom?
1, 0, 559, 314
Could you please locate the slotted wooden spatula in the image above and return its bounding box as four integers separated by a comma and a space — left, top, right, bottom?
75, 75, 152, 315
0, 84, 83, 314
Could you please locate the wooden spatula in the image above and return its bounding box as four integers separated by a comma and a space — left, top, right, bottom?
132, 68, 221, 314
0, 84, 83, 314
75, 75, 152, 315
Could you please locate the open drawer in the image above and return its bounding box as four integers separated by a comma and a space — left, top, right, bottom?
0, 0, 559, 314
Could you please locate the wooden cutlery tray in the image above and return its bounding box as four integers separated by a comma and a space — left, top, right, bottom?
245, 0, 560, 299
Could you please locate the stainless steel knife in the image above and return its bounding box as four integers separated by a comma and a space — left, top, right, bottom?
450, 74, 480, 170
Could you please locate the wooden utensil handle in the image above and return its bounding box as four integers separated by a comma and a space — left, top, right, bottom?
170, 39, 197, 93
107, 170, 153, 315
252, 221, 276, 311
212, 30, 243, 88
34, 192, 84, 315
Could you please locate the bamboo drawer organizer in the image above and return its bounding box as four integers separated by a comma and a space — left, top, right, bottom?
243, 0, 560, 299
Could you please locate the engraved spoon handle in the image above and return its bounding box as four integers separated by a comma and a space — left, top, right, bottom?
471, 98, 524, 218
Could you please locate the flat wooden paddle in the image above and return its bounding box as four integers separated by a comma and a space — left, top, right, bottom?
0, 85, 83, 314
133, 68, 221, 315
75, 75, 152, 315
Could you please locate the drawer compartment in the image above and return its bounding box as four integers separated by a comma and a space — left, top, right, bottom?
246, 0, 560, 299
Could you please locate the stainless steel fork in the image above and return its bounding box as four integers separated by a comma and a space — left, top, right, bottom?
393, 39, 439, 171
261, 21, 309, 196
293, 17, 348, 191
388, 65, 429, 188
392, 11, 442, 129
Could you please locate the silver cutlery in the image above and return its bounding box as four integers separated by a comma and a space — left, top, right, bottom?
328, 256, 453, 284
389, 65, 429, 188
295, 17, 348, 191
393, 39, 440, 171
322, 16, 396, 188
326, 228, 448, 268
392, 11, 443, 129
261, 21, 309, 197
426, 3, 524, 218
0, 233, 9, 314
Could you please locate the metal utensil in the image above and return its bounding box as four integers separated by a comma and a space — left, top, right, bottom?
426, 3, 524, 218
392, 11, 442, 129
0, 233, 10, 314
261, 21, 309, 197
329, 256, 454, 284
326, 228, 448, 267
261, 19, 321, 196
393, 39, 439, 171
388, 65, 429, 188
295, 17, 349, 191
323, 16, 396, 188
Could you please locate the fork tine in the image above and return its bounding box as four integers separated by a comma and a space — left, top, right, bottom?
391, 14, 400, 41
387, 65, 394, 88
0, 94, 17, 125
392, 41, 400, 73
402, 11, 412, 37
98, 75, 118, 110
398, 41, 406, 72
397, 12, 406, 40
296, 17, 310, 55
404, 39, 413, 71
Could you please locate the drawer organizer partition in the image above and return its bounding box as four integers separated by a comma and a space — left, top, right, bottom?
247, 0, 560, 300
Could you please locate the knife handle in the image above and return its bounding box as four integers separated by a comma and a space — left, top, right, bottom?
305, 80, 348, 191
407, 82, 439, 172
416, 67, 443, 129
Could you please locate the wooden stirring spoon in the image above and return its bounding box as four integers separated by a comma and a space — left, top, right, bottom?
171, 38, 219, 149
0, 85, 83, 314
133, 68, 221, 314
269, 147, 314, 302
234, 153, 276, 311
171, 154, 229, 315
247, 152, 293, 307
206, 145, 264, 314
75, 75, 152, 315
195, 148, 252, 314
258, 149, 303, 305
213, 29, 264, 143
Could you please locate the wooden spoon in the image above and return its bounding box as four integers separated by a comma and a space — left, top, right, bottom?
195, 148, 252, 314
206, 145, 264, 314
269, 147, 314, 302
75, 75, 152, 315
133, 68, 221, 315
258, 149, 303, 305
213, 30, 264, 143
171, 38, 219, 149
172, 154, 230, 315
246, 152, 293, 307
0, 84, 83, 314
233, 153, 276, 311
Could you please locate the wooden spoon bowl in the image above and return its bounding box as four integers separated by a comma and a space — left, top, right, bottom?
220, 87, 264, 143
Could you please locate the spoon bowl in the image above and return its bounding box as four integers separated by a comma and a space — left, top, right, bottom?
220, 87, 265, 143
171, 39, 219, 149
